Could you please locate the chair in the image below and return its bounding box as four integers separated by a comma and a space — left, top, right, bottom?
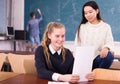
93, 68, 120, 81
7, 53, 36, 74
110, 61, 120, 70
0, 53, 6, 71
24, 59, 37, 75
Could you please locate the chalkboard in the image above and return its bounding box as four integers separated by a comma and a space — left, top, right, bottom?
96, 0, 120, 41
24, 0, 120, 41
0, 0, 7, 36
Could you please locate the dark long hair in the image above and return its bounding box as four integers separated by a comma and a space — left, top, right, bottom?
77, 1, 102, 42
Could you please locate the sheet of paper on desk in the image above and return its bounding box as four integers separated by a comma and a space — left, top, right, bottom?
72, 46, 95, 82
48, 81, 69, 84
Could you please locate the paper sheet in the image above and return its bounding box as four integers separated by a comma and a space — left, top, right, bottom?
48, 81, 69, 84
72, 46, 95, 82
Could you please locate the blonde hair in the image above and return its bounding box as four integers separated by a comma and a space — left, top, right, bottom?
41, 22, 66, 68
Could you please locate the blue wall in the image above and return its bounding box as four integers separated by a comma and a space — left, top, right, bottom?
24, 0, 120, 41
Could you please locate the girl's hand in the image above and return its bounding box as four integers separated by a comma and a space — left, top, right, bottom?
85, 72, 95, 81
58, 74, 80, 83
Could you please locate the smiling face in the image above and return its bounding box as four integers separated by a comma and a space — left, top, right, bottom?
48, 27, 65, 51
84, 6, 99, 24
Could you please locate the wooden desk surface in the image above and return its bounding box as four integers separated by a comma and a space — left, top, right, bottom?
0, 74, 120, 84
0, 72, 20, 81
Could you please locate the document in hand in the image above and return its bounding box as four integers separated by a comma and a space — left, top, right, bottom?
72, 46, 95, 81
48, 81, 69, 84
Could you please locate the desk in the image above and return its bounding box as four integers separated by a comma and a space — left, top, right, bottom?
0, 74, 120, 84
0, 40, 28, 51
0, 40, 14, 50
13, 40, 28, 51
0, 72, 20, 81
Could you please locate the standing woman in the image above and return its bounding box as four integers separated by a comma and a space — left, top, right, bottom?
35, 22, 94, 83
74, 1, 114, 70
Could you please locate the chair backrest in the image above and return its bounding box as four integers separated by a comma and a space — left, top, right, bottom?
7, 53, 36, 74
93, 68, 120, 81
24, 59, 37, 75
0, 53, 6, 71
110, 61, 120, 70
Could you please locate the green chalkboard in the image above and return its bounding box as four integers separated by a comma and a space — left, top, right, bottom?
24, 0, 86, 41
96, 0, 120, 41
24, 0, 120, 41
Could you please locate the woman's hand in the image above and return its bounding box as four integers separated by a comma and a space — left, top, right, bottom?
100, 47, 109, 58
85, 72, 95, 81
58, 74, 80, 83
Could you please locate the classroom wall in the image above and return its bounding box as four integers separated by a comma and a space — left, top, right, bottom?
0, 0, 120, 41
0, 0, 7, 35
1, 0, 120, 51
0, 0, 24, 36
24, 0, 120, 41
0, 0, 24, 50
12, 0, 24, 30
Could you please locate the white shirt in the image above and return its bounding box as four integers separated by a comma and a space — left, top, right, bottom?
49, 44, 61, 55
74, 20, 114, 58
49, 44, 61, 81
